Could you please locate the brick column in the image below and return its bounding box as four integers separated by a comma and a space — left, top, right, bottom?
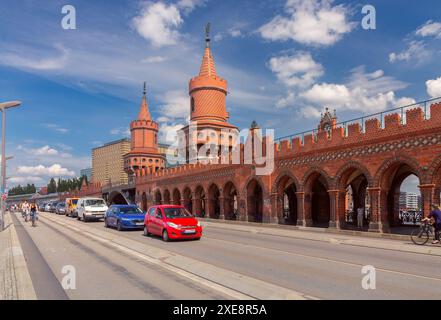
238, 197, 247, 221
219, 196, 225, 220
191, 194, 198, 216
328, 190, 343, 229
367, 187, 383, 232
419, 184, 436, 217
295, 191, 311, 226
434, 187, 441, 207
268, 193, 279, 224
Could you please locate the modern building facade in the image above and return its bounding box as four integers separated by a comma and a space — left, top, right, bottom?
399, 192, 422, 210
80, 168, 92, 181
92, 139, 131, 186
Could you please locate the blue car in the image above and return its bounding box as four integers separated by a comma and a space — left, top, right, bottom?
104, 205, 146, 231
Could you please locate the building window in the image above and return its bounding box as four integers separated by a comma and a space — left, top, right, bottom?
191, 97, 195, 112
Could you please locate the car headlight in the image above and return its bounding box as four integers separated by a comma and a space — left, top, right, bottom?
197, 221, 201, 227
166, 222, 180, 228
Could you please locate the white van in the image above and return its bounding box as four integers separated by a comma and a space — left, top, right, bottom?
76, 197, 108, 222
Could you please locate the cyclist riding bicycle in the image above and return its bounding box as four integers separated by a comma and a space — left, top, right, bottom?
422, 204, 441, 244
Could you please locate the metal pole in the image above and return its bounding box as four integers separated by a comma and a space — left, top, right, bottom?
0, 110, 5, 231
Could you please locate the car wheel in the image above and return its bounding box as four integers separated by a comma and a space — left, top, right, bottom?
77, 214, 80, 220
162, 230, 169, 242
117, 221, 123, 231
83, 215, 88, 223
194, 237, 201, 241
143, 226, 149, 237
104, 218, 109, 228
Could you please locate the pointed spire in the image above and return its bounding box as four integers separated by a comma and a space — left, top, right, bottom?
138, 82, 151, 121
199, 23, 217, 77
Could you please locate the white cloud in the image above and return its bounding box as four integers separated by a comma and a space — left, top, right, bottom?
299, 105, 322, 119
426, 77, 441, 98
268, 52, 324, 89
142, 56, 168, 63
301, 83, 350, 106
17, 164, 75, 177
300, 67, 415, 116
132, 1, 204, 47
132, 2, 183, 47
416, 20, 441, 38
276, 91, 296, 109
110, 127, 131, 137
158, 90, 189, 120
0, 44, 69, 71
45, 123, 69, 134
33, 145, 59, 156
389, 41, 431, 64
159, 122, 185, 144
259, 0, 354, 46
177, 0, 206, 14
9, 176, 43, 184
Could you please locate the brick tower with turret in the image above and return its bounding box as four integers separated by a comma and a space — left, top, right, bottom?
124, 83, 165, 179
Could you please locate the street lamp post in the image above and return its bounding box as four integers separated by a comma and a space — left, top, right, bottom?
0, 100, 21, 232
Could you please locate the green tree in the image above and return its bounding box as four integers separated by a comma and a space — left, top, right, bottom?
47, 178, 57, 194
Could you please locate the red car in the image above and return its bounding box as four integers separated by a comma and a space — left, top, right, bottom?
143, 205, 202, 241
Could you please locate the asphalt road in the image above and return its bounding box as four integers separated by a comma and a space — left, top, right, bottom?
14, 211, 441, 300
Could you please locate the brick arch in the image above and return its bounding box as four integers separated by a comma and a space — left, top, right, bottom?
301, 167, 333, 192
153, 189, 162, 205
241, 175, 270, 198
271, 169, 300, 194
373, 155, 423, 188
426, 154, 441, 186
172, 188, 181, 205
272, 170, 299, 225
223, 181, 239, 220
373, 155, 423, 230
163, 188, 171, 204
244, 177, 265, 222
334, 161, 373, 189
207, 182, 221, 219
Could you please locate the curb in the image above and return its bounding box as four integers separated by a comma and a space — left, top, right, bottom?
7, 213, 37, 300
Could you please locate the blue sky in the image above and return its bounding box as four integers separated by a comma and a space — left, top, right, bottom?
2, 0, 441, 191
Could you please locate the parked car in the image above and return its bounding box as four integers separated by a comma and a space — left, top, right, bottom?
49, 201, 58, 213
77, 197, 108, 222
55, 202, 66, 215
44, 202, 52, 212
65, 197, 79, 217
144, 205, 202, 241
104, 205, 145, 231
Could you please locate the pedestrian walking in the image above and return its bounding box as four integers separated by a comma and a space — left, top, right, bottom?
357, 206, 364, 229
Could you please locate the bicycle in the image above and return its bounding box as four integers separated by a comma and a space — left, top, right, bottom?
30, 212, 38, 227
411, 220, 434, 245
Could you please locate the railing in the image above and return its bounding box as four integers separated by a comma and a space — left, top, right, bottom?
399, 210, 422, 225
275, 97, 441, 143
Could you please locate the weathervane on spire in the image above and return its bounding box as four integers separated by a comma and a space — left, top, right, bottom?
143, 81, 146, 95
205, 22, 211, 47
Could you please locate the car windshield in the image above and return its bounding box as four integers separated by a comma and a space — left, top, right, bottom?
85, 199, 105, 206
118, 207, 143, 214
164, 208, 192, 219
72, 199, 78, 205
58, 203, 65, 207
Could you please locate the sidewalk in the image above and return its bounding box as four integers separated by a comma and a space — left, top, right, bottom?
0, 212, 36, 300
200, 218, 441, 257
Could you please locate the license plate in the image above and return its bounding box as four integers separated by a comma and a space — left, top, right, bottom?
183, 229, 196, 234
136, 222, 144, 226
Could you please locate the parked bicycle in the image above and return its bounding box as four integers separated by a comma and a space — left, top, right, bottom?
411, 220, 433, 245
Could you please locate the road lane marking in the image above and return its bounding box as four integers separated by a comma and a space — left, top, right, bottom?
41, 213, 316, 300
202, 234, 441, 283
